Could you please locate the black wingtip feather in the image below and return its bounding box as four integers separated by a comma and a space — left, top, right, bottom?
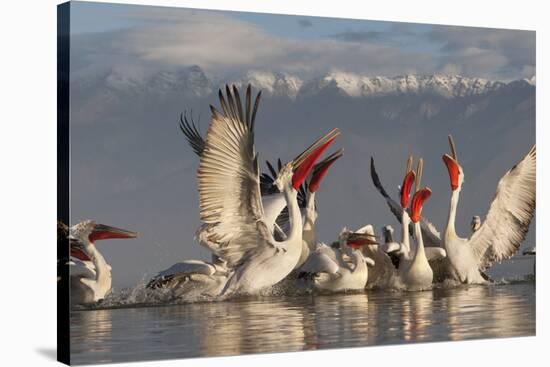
232, 85, 244, 122
266, 160, 278, 179
370, 156, 390, 199
245, 84, 252, 125
250, 90, 262, 131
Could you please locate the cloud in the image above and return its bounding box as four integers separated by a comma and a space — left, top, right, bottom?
71, 8, 535, 82
427, 26, 535, 80
297, 19, 313, 28
71, 10, 436, 79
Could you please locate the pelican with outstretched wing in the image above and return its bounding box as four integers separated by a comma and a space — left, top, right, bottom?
198, 85, 340, 296
441, 135, 536, 283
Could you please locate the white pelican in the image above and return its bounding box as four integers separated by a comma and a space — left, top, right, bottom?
147, 256, 230, 298
523, 246, 536, 276
442, 135, 536, 283
376, 160, 445, 290
370, 155, 450, 282
197, 85, 340, 296
300, 229, 377, 292
263, 150, 344, 269
68, 220, 137, 305
400, 186, 435, 290
370, 156, 443, 250
180, 106, 321, 247
523, 247, 536, 255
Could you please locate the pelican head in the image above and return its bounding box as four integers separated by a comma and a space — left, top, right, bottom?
400, 169, 416, 209
383, 225, 395, 244
274, 128, 340, 192
442, 135, 465, 191
338, 227, 378, 250
410, 187, 432, 223
69, 220, 138, 250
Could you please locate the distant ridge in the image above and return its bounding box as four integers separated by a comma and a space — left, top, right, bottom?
72, 65, 535, 100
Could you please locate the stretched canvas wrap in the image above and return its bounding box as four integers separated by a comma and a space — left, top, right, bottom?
57, 1, 536, 365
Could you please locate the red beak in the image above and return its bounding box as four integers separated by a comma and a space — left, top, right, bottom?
400, 171, 416, 208
410, 187, 432, 223
347, 233, 378, 249
308, 149, 344, 193
292, 129, 340, 190
88, 224, 138, 243
442, 154, 460, 191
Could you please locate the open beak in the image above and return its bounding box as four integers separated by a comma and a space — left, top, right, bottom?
410, 187, 432, 223
443, 134, 460, 191
291, 128, 340, 189
70, 243, 91, 262
308, 148, 344, 192
400, 170, 416, 208
347, 232, 378, 249
442, 154, 460, 191
89, 224, 138, 242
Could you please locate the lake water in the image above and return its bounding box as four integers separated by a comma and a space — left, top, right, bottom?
70, 260, 536, 365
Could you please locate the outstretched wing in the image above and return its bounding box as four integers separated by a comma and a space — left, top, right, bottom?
370, 156, 441, 247
470, 145, 536, 270
179, 112, 206, 156
300, 251, 339, 274
198, 85, 274, 267
153, 260, 215, 279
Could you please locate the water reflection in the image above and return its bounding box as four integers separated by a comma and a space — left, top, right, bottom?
71, 283, 535, 365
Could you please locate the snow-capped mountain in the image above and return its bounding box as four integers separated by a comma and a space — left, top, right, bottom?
300, 71, 507, 98
227, 71, 303, 99
72, 65, 534, 101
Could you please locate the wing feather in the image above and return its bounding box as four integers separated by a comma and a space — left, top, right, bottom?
179, 112, 206, 156
470, 145, 536, 269
198, 85, 273, 267
301, 251, 339, 274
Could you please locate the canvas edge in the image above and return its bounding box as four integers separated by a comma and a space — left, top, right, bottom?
57, 1, 71, 365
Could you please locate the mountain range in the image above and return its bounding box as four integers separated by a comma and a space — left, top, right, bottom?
72, 65, 536, 101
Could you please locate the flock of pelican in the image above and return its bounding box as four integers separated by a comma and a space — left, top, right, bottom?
60, 84, 536, 305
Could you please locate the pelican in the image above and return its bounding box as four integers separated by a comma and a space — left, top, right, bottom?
370, 155, 443, 251
151, 86, 339, 297
300, 229, 377, 292
263, 149, 345, 269
147, 256, 230, 299
442, 135, 536, 283
197, 85, 340, 296
400, 186, 435, 291
377, 159, 444, 261
68, 220, 138, 305
523, 247, 536, 255
523, 247, 536, 277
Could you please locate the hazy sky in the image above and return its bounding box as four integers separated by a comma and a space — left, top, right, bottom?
69, 1, 535, 81
68, 2, 536, 288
